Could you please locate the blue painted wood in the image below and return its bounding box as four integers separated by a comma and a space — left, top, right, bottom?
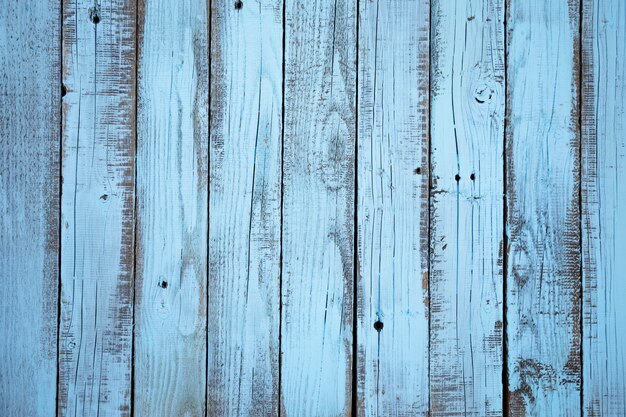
582, 0, 626, 415
281, 0, 356, 415
430, 0, 505, 415
5, 2, 626, 415
356, 0, 430, 415
58, 1, 136, 415
506, 0, 582, 415
0, 1, 60, 415
134, 0, 208, 415
208, 1, 282, 415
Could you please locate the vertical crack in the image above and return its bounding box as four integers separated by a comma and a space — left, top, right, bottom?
352, 0, 360, 415
502, 0, 510, 415
278, 0, 286, 415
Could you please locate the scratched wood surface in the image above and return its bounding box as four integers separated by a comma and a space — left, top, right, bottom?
208, 1, 282, 416
429, 0, 505, 415
58, 0, 136, 416
0, 1, 60, 416
505, 0, 582, 415
281, 0, 356, 415
3, 1, 626, 416
133, 0, 208, 415
582, 0, 626, 415
356, 0, 430, 415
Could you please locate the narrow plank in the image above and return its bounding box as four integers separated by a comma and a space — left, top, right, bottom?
505, 0, 581, 415
208, 1, 282, 415
0, 1, 61, 415
281, 0, 356, 414
356, 0, 430, 415
134, 0, 208, 415
429, 0, 505, 415
582, 0, 626, 415
58, 1, 136, 415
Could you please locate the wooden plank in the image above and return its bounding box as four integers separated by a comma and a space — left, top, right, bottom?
429, 0, 505, 415
133, 0, 208, 415
505, 0, 581, 415
208, 1, 282, 415
281, 0, 356, 414
58, 1, 136, 415
582, 0, 626, 415
0, 1, 61, 415
356, 0, 429, 415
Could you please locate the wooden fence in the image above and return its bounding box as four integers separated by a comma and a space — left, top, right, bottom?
0, 0, 624, 416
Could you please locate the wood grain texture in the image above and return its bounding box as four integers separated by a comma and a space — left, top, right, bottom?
134, 0, 208, 415
208, 1, 282, 415
582, 0, 626, 415
0, 1, 60, 415
429, 0, 505, 415
281, 0, 356, 415
505, 0, 581, 415
356, 0, 430, 415
58, 1, 136, 415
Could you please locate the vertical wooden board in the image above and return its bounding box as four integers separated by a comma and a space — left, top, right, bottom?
59, 1, 136, 415
282, 0, 356, 415
0, 1, 60, 415
208, 1, 282, 415
134, 0, 208, 415
429, 0, 505, 415
582, 0, 626, 415
356, 0, 429, 415
506, 0, 581, 415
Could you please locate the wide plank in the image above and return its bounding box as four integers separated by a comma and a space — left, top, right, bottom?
356, 0, 430, 415
133, 0, 208, 415
208, 1, 283, 415
505, 1, 581, 415
281, 0, 356, 415
429, 0, 505, 415
0, 1, 61, 415
582, 0, 626, 415
58, 1, 136, 415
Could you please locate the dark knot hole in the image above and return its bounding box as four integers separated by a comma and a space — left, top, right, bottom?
374, 321, 384, 332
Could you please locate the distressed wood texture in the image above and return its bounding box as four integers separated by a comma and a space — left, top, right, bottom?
429, 0, 505, 415
505, 0, 581, 415
281, 0, 356, 415
58, 1, 136, 415
0, 1, 60, 415
134, 0, 208, 415
208, 1, 282, 416
582, 0, 626, 415
356, 0, 430, 415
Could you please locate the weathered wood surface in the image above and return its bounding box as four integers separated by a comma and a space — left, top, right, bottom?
134, 0, 208, 415
429, 0, 505, 415
0, 1, 60, 415
281, 0, 356, 415
5, 1, 626, 416
506, 0, 581, 415
582, 0, 626, 415
356, 0, 430, 415
208, 1, 282, 416
58, 1, 136, 416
